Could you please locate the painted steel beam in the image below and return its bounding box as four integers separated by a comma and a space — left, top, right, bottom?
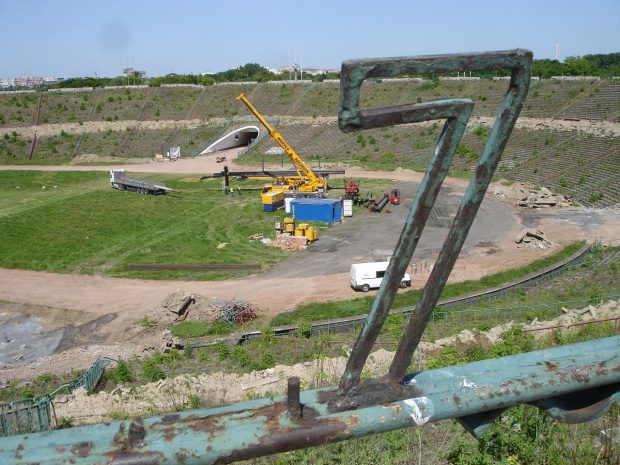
336, 49, 532, 401
0, 336, 618, 464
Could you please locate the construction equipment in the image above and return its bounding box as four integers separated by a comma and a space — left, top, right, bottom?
109, 170, 180, 195
369, 193, 389, 212
344, 179, 360, 199
389, 188, 400, 205
236, 93, 328, 198
275, 217, 318, 244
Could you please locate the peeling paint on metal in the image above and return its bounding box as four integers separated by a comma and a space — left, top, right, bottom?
403, 397, 434, 425
459, 377, 477, 388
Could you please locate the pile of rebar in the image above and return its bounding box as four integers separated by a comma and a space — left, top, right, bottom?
217, 299, 257, 326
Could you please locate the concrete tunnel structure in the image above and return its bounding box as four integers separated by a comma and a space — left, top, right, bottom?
199, 126, 259, 155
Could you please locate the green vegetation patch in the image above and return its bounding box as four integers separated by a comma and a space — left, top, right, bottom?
271, 241, 587, 325
0, 171, 288, 279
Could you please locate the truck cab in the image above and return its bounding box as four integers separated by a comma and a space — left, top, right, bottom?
350, 261, 411, 292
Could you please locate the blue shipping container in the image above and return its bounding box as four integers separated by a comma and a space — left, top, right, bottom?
290, 198, 343, 223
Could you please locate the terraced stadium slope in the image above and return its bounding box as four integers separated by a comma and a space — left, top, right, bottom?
0, 78, 618, 206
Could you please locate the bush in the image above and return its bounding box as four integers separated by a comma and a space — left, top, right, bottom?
216, 341, 230, 360
197, 348, 209, 362
142, 358, 166, 382
183, 344, 194, 359
110, 360, 134, 384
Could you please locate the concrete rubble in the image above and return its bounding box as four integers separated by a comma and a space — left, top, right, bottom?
515, 228, 554, 249
517, 186, 572, 208
492, 183, 572, 208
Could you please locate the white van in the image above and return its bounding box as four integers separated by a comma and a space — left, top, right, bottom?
350, 261, 411, 292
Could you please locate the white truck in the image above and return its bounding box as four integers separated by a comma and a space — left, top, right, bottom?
350, 261, 411, 292
110, 170, 180, 195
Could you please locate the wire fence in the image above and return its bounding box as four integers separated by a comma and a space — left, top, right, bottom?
243, 243, 594, 340
0, 357, 114, 437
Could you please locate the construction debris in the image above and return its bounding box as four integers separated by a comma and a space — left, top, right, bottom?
216, 299, 257, 326
162, 290, 195, 321
492, 184, 572, 208
515, 228, 554, 249
517, 186, 572, 208
147, 290, 217, 324
268, 236, 307, 252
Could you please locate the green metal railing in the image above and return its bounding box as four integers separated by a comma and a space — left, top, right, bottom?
0, 357, 114, 437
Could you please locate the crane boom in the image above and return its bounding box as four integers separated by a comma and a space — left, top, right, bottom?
236, 93, 323, 190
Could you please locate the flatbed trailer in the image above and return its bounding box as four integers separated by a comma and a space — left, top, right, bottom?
110, 170, 180, 195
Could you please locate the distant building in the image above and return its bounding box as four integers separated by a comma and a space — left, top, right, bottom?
277, 65, 339, 78
0, 75, 62, 89
123, 68, 146, 78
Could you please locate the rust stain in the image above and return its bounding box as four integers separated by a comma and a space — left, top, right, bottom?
70, 442, 94, 458
17, 444, 24, 451
544, 361, 559, 371
380, 416, 386, 423
55, 447, 66, 454
347, 414, 360, 428
106, 451, 165, 462
175, 450, 188, 462
161, 414, 181, 425
162, 426, 178, 442
571, 367, 590, 383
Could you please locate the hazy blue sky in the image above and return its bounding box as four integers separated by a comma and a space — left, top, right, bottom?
2, 0, 619, 78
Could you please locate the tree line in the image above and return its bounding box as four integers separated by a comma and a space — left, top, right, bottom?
31, 52, 620, 90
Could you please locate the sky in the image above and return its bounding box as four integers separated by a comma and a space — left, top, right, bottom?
2, 0, 619, 79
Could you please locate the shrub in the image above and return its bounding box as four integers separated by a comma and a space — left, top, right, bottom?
197, 348, 209, 362
216, 341, 230, 360
142, 358, 166, 382
183, 344, 194, 359
110, 360, 134, 384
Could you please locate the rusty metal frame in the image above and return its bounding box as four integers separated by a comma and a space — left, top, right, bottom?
1, 50, 619, 464
334, 49, 532, 408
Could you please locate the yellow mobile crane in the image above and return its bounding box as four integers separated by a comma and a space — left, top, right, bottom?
236, 93, 328, 197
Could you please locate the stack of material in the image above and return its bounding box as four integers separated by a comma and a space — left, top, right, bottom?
162, 290, 195, 321
517, 186, 572, 208
268, 236, 307, 252
515, 228, 554, 249
217, 299, 257, 326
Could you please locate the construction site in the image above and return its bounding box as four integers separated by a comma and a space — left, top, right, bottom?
0, 53, 619, 463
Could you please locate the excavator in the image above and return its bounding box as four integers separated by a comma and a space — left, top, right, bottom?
236, 93, 328, 197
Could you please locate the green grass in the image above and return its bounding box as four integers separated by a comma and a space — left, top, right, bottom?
270, 240, 587, 326
170, 320, 235, 338
0, 171, 290, 279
